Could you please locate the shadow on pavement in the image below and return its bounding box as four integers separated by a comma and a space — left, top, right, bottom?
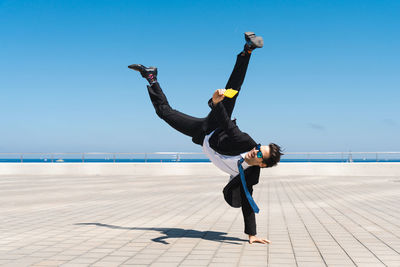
75, 222, 247, 245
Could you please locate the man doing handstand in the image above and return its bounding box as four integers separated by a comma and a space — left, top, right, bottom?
129, 32, 283, 244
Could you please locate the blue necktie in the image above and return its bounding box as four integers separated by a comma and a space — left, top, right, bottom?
237, 158, 260, 213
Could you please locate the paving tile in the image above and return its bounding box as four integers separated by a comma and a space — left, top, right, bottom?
60, 264, 90, 267
33, 260, 66, 266
150, 263, 180, 267
152, 256, 182, 263
180, 259, 210, 265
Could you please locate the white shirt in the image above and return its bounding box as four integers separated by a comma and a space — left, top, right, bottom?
202, 131, 250, 181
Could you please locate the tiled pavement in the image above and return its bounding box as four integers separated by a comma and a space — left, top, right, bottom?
0, 164, 399, 266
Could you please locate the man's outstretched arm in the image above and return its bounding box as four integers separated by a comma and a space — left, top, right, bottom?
240, 183, 271, 244
211, 89, 234, 127
210, 89, 243, 138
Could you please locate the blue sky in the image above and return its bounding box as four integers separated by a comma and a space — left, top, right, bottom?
0, 0, 399, 153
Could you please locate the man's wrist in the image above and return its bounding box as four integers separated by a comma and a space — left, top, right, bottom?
212, 100, 221, 106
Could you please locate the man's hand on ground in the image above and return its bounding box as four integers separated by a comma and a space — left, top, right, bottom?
212, 89, 226, 105
249, 235, 271, 244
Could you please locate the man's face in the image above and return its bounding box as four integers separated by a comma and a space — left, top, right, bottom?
245, 145, 270, 167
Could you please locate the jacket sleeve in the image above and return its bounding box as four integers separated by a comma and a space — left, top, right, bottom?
209, 102, 243, 138
208, 98, 214, 109
240, 184, 257, 236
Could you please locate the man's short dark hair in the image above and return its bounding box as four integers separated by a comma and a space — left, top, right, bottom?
263, 143, 283, 168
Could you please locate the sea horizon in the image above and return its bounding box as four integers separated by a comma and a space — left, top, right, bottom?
1, 158, 400, 163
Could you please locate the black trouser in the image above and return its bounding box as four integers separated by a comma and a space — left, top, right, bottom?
146, 52, 251, 143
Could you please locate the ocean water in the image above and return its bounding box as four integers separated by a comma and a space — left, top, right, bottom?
1, 158, 399, 163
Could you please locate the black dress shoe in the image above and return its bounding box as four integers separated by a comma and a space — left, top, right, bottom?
128, 64, 158, 79
244, 32, 264, 51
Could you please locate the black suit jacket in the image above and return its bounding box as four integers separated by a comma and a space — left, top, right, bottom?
194, 101, 260, 236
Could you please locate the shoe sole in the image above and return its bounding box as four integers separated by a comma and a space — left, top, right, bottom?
244, 32, 263, 48
128, 64, 144, 71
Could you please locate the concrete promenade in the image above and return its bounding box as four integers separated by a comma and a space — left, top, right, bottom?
0, 163, 399, 267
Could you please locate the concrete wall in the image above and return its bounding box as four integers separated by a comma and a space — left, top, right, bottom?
1, 163, 400, 177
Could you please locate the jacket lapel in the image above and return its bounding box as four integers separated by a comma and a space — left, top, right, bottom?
223, 166, 260, 208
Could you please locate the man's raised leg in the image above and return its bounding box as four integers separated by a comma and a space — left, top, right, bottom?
129, 64, 205, 139
146, 82, 205, 138
223, 32, 263, 118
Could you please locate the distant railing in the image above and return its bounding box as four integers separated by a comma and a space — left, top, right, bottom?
0, 152, 207, 163
0, 152, 400, 163
283, 152, 400, 163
